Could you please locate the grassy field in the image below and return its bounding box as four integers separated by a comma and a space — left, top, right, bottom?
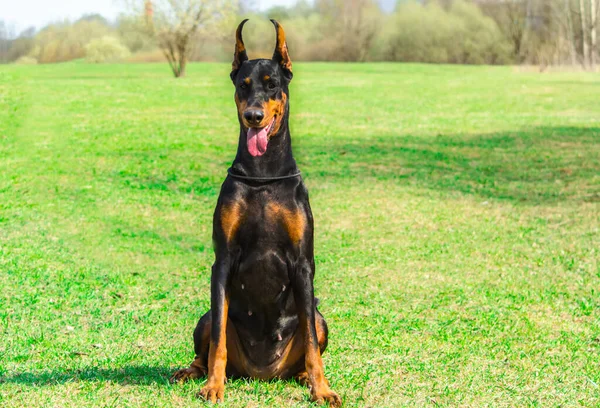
0, 62, 599, 407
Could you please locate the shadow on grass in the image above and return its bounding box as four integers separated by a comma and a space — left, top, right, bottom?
111, 126, 599, 205
1, 366, 308, 391
296, 126, 600, 204
0, 365, 174, 386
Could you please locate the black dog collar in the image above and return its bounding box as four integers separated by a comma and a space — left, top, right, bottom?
227, 167, 302, 182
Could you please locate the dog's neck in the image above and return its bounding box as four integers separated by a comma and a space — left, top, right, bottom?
230, 110, 298, 179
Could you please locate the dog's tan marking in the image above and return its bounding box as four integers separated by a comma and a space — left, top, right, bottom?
236, 40, 245, 53
264, 75, 271, 81
261, 92, 287, 137
200, 297, 229, 402
238, 92, 287, 136
221, 201, 245, 242
299, 311, 340, 407
266, 202, 304, 245
244, 77, 251, 85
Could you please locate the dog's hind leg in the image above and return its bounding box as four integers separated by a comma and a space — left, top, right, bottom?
294, 310, 329, 387
170, 310, 211, 383
291, 260, 340, 407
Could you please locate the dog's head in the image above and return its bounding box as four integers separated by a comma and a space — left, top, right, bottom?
230, 19, 292, 157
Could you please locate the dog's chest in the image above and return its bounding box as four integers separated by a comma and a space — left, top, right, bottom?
221, 188, 306, 247
224, 190, 302, 311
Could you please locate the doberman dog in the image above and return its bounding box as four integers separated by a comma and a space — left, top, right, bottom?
170, 20, 341, 406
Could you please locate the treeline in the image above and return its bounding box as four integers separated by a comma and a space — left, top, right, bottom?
1, 0, 598, 68
0, 14, 154, 64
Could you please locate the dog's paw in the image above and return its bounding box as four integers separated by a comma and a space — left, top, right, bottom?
198, 383, 225, 403
170, 366, 205, 384
294, 371, 311, 387
297, 371, 332, 388
312, 388, 342, 407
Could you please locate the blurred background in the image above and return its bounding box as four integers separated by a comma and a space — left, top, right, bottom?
2, 0, 599, 73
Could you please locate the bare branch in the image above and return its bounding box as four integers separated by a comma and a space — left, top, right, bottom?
123, 0, 235, 77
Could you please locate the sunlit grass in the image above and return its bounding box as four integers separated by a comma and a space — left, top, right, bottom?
0, 62, 599, 407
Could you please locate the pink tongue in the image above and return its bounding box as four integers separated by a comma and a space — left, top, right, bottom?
247, 127, 269, 157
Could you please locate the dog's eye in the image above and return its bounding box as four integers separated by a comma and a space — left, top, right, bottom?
268, 82, 276, 90
240, 83, 248, 90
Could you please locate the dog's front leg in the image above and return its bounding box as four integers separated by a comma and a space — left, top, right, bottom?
292, 258, 341, 407
198, 258, 230, 403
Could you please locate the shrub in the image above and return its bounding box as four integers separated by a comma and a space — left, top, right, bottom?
448, 1, 512, 64
85, 36, 131, 63
30, 20, 113, 63
375, 0, 512, 64
14, 56, 38, 65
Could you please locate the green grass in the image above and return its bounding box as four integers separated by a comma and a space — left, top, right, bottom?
0, 62, 599, 407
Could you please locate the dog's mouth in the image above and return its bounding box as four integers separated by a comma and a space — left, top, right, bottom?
246, 117, 275, 157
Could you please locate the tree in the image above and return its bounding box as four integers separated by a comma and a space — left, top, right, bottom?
504, 1, 527, 60
117, 15, 155, 53
478, 0, 528, 61
132, 0, 237, 77
580, 0, 590, 67
0, 20, 16, 63
563, 0, 578, 65
590, 0, 597, 67
476, 0, 597, 67
315, 0, 382, 61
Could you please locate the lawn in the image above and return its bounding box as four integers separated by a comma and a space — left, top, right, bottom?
0, 62, 599, 407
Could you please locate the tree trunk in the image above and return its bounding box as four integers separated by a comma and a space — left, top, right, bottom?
178, 57, 187, 78
566, 0, 578, 65
591, 0, 597, 68
580, 0, 590, 68
162, 46, 180, 78
174, 41, 187, 78
526, 0, 533, 28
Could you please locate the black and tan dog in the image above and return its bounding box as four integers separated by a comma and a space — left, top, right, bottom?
170, 20, 341, 406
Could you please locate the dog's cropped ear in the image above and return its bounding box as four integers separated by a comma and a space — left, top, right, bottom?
270, 19, 292, 82
231, 19, 249, 82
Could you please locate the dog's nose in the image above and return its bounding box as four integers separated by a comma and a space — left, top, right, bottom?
243, 109, 264, 126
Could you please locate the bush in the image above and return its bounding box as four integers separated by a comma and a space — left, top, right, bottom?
14, 56, 38, 65
449, 1, 512, 64
31, 20, 113, 63
376, 1, 454, 63
375, 0, 512, 64
85, 36, 131, 63
312, 0, 382, 62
